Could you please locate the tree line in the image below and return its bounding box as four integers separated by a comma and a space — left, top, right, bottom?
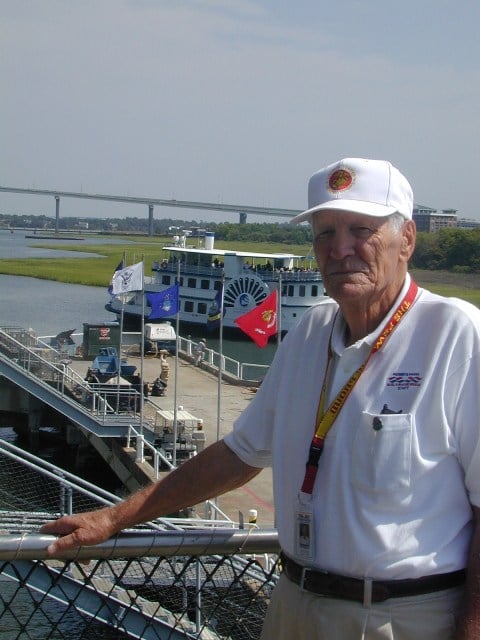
2, 213, 480, 273
411, 227, 480, 273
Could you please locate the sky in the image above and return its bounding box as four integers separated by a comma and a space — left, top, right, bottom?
1, 0, 480, 224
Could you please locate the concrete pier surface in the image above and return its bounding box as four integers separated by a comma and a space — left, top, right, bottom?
72, 352, 275, 528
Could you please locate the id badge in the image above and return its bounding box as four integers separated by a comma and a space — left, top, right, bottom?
295, 495, 316, 561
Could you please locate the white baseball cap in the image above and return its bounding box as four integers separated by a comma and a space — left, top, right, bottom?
291, 158, 413, 224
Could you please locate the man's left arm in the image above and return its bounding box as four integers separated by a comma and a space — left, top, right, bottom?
456, 506, 480, 639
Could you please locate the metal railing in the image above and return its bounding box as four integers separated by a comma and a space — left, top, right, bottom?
151, 260, 323, 283
0, 326, 154, 431
35, 329, 269, 384
127, 425, 174, 476
0, 439, 280, 639
180, 338, 268, 383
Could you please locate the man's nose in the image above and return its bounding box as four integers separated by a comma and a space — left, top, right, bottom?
329, 230, 355, 260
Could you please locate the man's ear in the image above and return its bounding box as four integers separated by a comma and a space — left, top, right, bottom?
400, 220, 416, 262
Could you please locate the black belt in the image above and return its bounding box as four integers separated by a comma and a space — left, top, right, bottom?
280, 553, 465, 604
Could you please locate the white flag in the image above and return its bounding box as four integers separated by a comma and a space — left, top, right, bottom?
111, 261, 143, 295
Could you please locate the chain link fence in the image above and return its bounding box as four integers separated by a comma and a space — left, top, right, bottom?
0, 440, 280, 639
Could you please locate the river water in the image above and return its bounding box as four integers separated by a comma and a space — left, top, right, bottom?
0, 230, 279, 636
0, 229, 277, 365
0, 234, 135, 636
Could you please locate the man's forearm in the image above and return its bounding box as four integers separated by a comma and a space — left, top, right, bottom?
41, 440, 261, 555
110, 439, 261, 530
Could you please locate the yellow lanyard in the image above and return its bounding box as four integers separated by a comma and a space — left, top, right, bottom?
301, 279, 419, 494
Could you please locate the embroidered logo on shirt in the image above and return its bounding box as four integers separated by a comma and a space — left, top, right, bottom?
386, 372, 422, 390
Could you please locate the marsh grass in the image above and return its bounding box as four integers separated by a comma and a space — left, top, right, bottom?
0, 238, 478, 307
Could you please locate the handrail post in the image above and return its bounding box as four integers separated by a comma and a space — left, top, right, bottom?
136, 434, 145, 463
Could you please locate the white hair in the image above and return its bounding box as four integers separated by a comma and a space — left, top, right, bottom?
388, 212, 407, 234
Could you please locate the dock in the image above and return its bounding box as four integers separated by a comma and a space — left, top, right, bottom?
61, 352, 274, 527
0, 325, 275, 528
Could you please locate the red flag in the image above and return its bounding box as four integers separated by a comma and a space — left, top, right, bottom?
234, 290, 278, 348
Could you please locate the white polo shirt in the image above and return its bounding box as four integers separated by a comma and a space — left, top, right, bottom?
224, 275, 480, 579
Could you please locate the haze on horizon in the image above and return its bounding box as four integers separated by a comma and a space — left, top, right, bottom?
1, 1, 479, 224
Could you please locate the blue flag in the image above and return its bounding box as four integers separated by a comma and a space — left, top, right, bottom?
147, 284, 180, 319
207, 285, 225, 331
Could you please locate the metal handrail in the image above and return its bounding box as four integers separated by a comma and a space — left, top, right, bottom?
127, 425, 174, 476
0, 327, 155, 431
151, 259, 322, 282
0, 528, 280, 561
0, 426, 278, 638
0, 439, 235, 530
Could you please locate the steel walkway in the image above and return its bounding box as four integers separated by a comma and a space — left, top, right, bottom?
0, 326, 157, 441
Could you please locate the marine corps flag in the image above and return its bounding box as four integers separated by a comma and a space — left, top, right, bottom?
234, 290, 278, 348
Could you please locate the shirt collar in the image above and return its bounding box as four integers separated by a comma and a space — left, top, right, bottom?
331, 273, 412, 357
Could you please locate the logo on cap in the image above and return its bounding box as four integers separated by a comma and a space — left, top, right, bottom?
328, 168, 354, 193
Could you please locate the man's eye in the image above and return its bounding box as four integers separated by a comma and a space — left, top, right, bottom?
352, 226, 373, 235
314, 229, 333, 239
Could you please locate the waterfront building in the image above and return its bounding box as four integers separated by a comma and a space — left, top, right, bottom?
413, 205, 458, 232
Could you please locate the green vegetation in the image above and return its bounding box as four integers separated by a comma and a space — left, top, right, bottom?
411, 227, 480, 272
0, 236, 315, 287
410, 269, 480, 307
1, 224, 480, 306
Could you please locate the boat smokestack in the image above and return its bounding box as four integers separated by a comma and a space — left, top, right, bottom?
205, 232, 214, 250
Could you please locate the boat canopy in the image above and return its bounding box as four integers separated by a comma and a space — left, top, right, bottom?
162, 245, 302, 260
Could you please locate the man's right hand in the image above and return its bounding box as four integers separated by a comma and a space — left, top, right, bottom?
40, 507, 116, 557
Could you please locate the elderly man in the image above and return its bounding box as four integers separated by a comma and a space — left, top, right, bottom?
42, 158, 480, 639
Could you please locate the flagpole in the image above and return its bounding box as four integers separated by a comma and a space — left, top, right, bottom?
277, 271, 282, 346
172, 259, 181, 468
136, 256, 145, 463
216, 272, 225, 443
117, 252, 126, 413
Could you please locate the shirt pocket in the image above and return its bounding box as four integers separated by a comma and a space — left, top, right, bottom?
351, 412, 413, 493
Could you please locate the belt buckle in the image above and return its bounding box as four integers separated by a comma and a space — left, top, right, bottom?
299, 566, 309, 591
299, 566, 328, 594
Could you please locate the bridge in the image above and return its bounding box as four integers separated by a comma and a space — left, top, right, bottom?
0, 184, 303, 235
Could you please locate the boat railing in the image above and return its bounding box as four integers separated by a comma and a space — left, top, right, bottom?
0, 438, 280, 640
150, 259, 323, 282
258, 268, 323, 283
152, 260, 223, 278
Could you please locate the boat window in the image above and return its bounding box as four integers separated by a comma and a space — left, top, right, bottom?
288, 285, 294, 297
184, 301, 194, 312
299, 285, 306, 297
200, 279, 210, 290
187, 278, 196, 288
179, 277, 184, 286
161, 275, 171, 285
198, 302, 207, 314
312, 285, 318, 296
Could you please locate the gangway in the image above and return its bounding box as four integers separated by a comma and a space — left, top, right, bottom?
0, 326, 155, 440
